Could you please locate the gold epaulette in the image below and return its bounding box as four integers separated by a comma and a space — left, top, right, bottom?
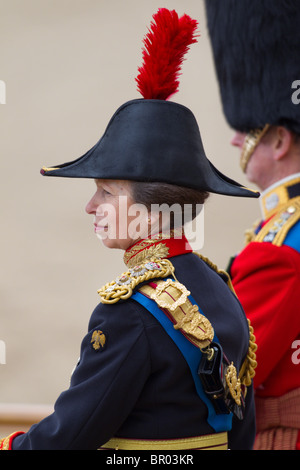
98, 252, 237, 304
254, 199, 300, 246
98, 258, 175, 304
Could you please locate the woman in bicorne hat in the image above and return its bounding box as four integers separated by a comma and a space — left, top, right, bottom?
0, 9, 258, 451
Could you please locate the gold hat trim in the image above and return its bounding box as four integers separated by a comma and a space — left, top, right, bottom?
41, 166, 60, 172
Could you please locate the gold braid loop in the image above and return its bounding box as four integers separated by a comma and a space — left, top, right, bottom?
239, 319, 258, 388
98, 258, 175, 304
194, 252, 257, 389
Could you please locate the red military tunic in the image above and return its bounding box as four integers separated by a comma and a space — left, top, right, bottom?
230, 174, 300, 450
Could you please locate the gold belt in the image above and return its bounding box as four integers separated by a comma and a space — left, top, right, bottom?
100, 432, 228, 450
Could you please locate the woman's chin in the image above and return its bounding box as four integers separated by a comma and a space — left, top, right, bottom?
96, 233, 117, 249
96, 233, 136, 251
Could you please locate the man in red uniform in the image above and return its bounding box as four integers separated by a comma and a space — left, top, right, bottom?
205, 0, 300, 449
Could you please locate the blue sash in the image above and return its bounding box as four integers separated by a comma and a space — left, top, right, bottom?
132, 289, 233, 433
283, 219, 300, 253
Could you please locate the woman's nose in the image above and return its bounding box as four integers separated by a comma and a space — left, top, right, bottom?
85, 194, 97, 215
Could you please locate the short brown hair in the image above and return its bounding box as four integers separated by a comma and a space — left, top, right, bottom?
130, 181, 209, 230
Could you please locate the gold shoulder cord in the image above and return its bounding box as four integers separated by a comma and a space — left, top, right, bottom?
193, 252, 257, 391
239, 319, 257, 388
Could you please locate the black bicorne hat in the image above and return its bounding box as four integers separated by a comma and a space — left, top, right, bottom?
41, 8, 259, 198
205, 0, 300, 135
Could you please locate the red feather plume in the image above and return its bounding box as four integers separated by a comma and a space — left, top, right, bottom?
136, 8, 199, 100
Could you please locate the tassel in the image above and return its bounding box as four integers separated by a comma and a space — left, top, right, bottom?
136, 8, 199, 100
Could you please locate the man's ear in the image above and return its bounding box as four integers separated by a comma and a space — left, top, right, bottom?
273, 126, 293, 161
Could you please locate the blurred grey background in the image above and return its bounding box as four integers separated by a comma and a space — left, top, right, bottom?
0, 0, 259, 406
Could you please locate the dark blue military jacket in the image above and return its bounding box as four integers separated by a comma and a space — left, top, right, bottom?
11, 251, 256, 450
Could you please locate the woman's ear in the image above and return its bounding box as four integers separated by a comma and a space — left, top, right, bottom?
147, 211, 161, 237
